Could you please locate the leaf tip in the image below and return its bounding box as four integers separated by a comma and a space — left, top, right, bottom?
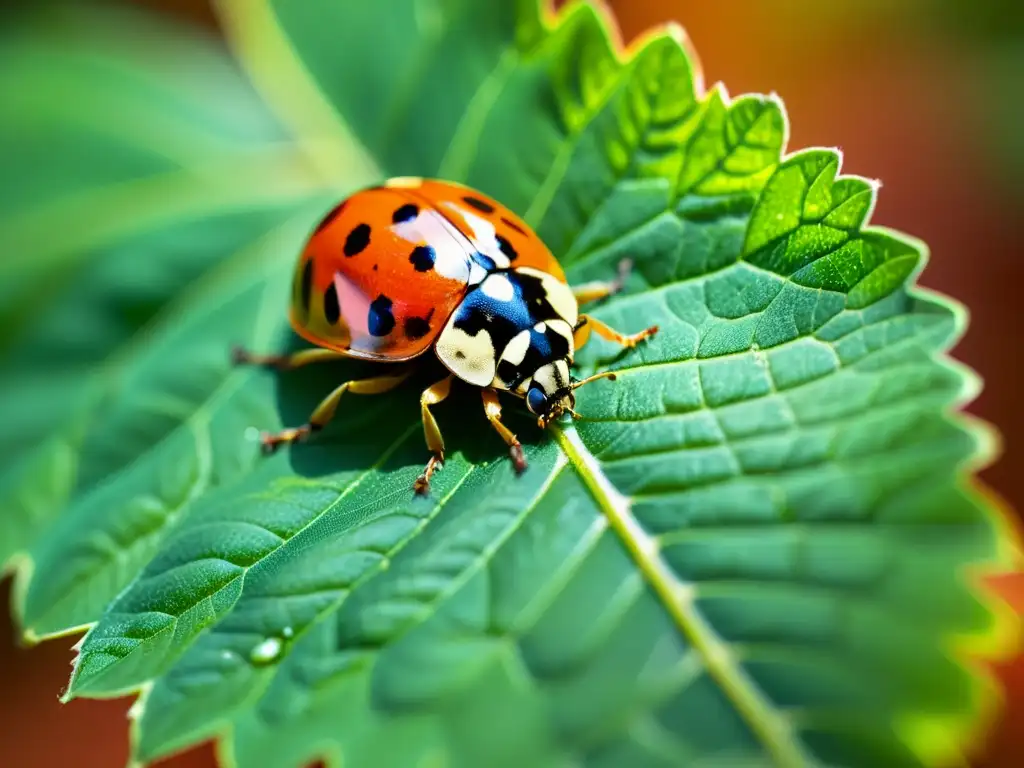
19, 626, 41, 648
656, 19, 704, 93
661, 20, 687, 46
127, 683, 153, 723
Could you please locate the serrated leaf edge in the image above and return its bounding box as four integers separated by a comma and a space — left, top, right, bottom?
11, 1, 1017, 767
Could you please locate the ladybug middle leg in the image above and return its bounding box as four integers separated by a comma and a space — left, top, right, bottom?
481, 389, 527, 475
258, 369, 411, 454
573, 315, 658, 351
570, 258, 634, 305
414, 375, 453, 495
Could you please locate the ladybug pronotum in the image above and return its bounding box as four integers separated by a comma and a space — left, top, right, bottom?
235, 177, 658, 494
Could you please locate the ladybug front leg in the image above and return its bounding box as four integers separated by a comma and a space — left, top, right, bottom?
481, 389, 527, 475
573, 314, 658, 351
413, 375, 453, 495
259, 370, 411, 454
570, 258, 633, 305
233, 346, 349, 371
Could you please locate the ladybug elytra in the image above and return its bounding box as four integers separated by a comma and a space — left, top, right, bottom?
235, 177, 658, 493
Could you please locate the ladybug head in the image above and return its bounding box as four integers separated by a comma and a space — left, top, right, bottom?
527, 383, 575, 428
525, 363, 618, 429
524, 359, 573, 428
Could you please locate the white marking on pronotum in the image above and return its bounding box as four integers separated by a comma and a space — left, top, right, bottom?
547, 319, 575, 350
481, 273, 515, 302
516, 266, 578, 325
501, 329, 531, 367
435, 323, 497, 386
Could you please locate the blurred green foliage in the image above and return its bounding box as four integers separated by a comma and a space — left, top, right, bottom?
0, 2, 1016, 767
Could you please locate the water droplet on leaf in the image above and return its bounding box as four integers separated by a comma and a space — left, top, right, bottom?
249, 637, 283, 665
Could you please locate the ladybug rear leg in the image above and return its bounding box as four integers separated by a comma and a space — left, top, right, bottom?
259, 370, 411, 454
571, 258, 633, 305
481, 389, 527, 475
573, 314, 658, 351
233, 346, 348, 371
414, 375, 453, 495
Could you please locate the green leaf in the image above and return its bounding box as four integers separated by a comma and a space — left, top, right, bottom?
3, 2, 1016, 768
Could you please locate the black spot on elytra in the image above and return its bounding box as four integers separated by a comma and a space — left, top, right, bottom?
463, 196, 495, 214
323, 282, 340, 324
344, 223, 371, 256
404, 313, 432, 340
314, 200, 346, 233
392, 203, 419, 224
410, 245, 436, 272
299, 259, 313, 312
368, 295, 395, 336
495, 234, 518, 261
501, 216, 526, 235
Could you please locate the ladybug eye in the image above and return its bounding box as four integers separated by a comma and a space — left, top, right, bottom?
526, 387, 548, 415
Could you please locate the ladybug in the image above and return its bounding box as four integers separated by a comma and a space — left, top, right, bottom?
234, 177, 658, 494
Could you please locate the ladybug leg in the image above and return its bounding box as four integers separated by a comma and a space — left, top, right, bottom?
573, 314, 658, 351
413, 375, 453, 495
481, 389, 527, 475
570, 258, 633, 305
258, 369, 410, 454
233, 347, 348, 371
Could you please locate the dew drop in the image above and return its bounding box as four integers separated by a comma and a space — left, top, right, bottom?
244, 427, 261, 442
775, 213, 784, 221
221, 650, 233, 661
249, 637, 283, 665
281, 626, 294, 639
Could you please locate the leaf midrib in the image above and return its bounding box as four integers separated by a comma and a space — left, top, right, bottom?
553, 423, 811, 768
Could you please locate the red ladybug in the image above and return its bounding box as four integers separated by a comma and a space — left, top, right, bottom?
235, 177, 657, 493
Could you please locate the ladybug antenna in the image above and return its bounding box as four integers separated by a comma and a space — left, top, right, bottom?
570, 370, 618, 391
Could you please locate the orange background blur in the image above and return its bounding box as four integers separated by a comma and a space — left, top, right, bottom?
1, 1, 1021, 766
